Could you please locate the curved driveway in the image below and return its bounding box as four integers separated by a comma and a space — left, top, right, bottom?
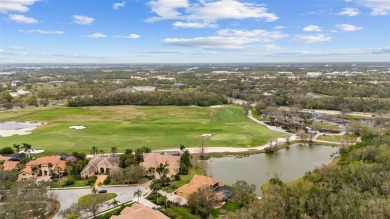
49, 186, 146, 219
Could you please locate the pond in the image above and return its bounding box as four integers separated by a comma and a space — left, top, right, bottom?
207, 144, 339, 195
0, 121, 42, 130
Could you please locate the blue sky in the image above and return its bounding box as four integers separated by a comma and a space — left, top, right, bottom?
0, 0, 389, 63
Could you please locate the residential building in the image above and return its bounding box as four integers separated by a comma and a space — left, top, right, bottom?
110, 203, 169, 219
140, 153, 180, 178
0, 155, 19, 171
175, 175, 225, 201
18, 156, 67, 181
80, 155, 119, 178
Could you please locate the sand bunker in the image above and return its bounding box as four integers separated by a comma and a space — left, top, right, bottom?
0, 122, 43, 137
19, 149, 45, 154
69, 125, 86, 130
201, 134, 212, 137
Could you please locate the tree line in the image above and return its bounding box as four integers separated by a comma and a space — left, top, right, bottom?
68, 90, 228, 107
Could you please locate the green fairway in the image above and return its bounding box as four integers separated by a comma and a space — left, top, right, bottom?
0, 106, 284, 155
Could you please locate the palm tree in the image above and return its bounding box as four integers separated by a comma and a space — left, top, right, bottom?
91, 186, 98, 194
133, 189, 143, 203
22, 143, 32, 158
0, 160, 5, 171
147, 167, 155, 178
107, 199, 121, 215
180, 144, 185, 151
56, 166, 62, 179
13, 144, 20, 152
156, 163, 168, 178
150, 182, 161, 203
108, 199, 120, 207
100, 150, 105, 155
91, 146, 98, 156
31, 165, 39, 178
111, 146, 117, 156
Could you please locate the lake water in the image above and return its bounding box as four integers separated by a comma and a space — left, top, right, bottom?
208, 144, 339, 195
0, 121, 42, 130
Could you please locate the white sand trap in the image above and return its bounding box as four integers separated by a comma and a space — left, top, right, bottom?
69, 125, 86, 130
210, 105, 224, 108
201, 134, 212, 137
19, 149, 45, 154
0, 127, 38, 137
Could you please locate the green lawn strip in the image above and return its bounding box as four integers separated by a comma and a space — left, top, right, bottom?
210, 201, 241, 217
0, 105, 284, 155
169, 205, 202, 219
311, 121, 342, 130
78, 193, 117, 205
317, 133, 357, 143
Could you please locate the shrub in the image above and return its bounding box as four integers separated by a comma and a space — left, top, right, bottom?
104, 176, 111, 185
174, 174, 181, 181
62, 179, 74, 187
87, 175, 98, 185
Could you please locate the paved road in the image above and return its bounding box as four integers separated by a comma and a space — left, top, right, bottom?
49, 186, 146, 219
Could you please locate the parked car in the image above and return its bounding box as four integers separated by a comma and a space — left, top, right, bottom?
98, 189, 107, 193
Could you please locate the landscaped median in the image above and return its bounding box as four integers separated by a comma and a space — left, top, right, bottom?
78, 193, 117, 205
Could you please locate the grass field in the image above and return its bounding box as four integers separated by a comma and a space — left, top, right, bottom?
0, 105, 284, 155
78, 193, 117, 205
316, 133, 357, 143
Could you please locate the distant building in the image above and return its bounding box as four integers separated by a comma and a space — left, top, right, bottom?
80, 155, 119, 178
11, 80, 22, 87
10, 89, 30, 97
117, 86, 156, 93
307, 72, 322, 77
277, 72, 293, 75
110, 203, 169, 219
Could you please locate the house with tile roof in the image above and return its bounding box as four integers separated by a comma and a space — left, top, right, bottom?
17, 155, 67, 181
80, 155, 119, 178
0, 155, 19, 171
140, 153, 180, 179
175, 175, 225, 201
110, 203, 169, 219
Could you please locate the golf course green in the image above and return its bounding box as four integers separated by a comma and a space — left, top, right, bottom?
0, 105, 284, 155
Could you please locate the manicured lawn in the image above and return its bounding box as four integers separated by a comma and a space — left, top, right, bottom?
317, 133, 357, 143
311, 121, 342, 130
0, 105, 284, 155
210, 201, 241, 217
169, 205, 201, 219
78, 193, 117, 205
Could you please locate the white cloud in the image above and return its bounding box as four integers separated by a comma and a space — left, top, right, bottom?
7, 45, 23, 50
187, 0, 278, 22
173, 21, 217, 28
9, 14, 37, 23
217, 29, 288, 42
291, 34, 332, 43
147, 0, 189, 22
113, 1, 126, 9
336, 24, 363, 31
19, 29, 65, 34
73, 15, 95, 25
0, 0, 38, 13
274, 25, 286, 30
114, 34, 141, 39
87, 33, 107, 38
136, 50, 217, 55
277, 47, 390, 56
353, 0, 390, 15
147, 0, 278, 25
162, 36, 281, 50
0, 49, 4, 53
161, 27, 286, 50
303, 25, 322, 32
337, 8, 360, 16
